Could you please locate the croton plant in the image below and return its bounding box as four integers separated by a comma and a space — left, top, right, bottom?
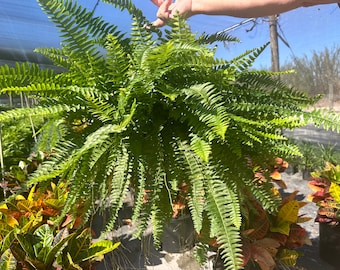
308, 162, 340, 225
0, 154, 119, 270
172, 157, 311, 270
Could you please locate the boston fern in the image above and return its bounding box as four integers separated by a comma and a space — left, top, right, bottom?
1, 0, 340, 269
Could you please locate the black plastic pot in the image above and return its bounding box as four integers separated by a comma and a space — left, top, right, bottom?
302, 168, 312, 180
319, 222, 340, 266
162, 215, 195, 253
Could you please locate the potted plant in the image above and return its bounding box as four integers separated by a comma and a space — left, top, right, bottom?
197, 158, 312, 270
0, 156, 120, 269
295, 142, 319, 179
308, 162, 340, 266
1, 0, 340, 269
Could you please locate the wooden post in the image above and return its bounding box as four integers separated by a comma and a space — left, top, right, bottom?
0, 125, 4, 181
269, 15, 280, 72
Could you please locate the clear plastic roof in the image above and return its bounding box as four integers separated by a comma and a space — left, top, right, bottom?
0, 0, 339, 69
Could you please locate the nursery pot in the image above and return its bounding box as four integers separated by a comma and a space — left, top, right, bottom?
162, 215, 195, 253
302, 168, 312, 180
319, 223, 340, 266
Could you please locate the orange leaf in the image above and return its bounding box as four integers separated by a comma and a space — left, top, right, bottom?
250, 244, 276, 270
270, 170, 281, 181
275, 157, 283, 165
281, 161, 289, 169
281, 190, 299, 205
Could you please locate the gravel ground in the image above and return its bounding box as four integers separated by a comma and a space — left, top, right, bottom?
281, 171, 335, 270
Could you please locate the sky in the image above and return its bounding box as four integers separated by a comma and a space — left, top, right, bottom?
0, 0, 339, 69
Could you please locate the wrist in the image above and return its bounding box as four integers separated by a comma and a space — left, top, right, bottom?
190, 0, 203, 16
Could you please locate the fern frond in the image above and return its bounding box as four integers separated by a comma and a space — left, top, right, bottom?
0, 104, 74, 123
197, 31, 240, 45
230, 43, 269, 71
303, 108, 340, 132
165, 15, 195, 43
269, 141, 302, 158
34, 47, 71, 70
177, 141, 205, 233
104, 145, 131, 232
243, 178, 281, 213
1, 82, 65, 94
131, 160, 151, 240
28, 140, 78, 184
205, 174, 243, 270
183, 83, 230, 140
190, 135, 211, 163
35, 118, 67, 152
38, 0, 118, 48
101, 0, 162, 37
105, 34, 130, 87
0, 62, 55, 91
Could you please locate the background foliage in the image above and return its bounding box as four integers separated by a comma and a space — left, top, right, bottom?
281, 45, 340, 105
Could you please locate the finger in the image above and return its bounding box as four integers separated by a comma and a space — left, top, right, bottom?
157, 0, 173, 17
156, 0, 173, 22
151, 0, 164, 7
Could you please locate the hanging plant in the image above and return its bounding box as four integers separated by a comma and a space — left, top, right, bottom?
1, 0, 340, 269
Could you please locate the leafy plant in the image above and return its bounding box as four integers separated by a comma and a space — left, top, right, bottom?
0, 112, 39, 170
308, 162, 340, 225
1, 0, 340, 269
0, 158, 119, 269
241, 162, 311, 270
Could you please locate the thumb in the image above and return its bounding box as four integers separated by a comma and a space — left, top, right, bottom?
152, 18, 167, 27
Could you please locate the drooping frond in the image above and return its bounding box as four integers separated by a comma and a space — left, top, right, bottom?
177, 141, 205, 232
104, 144, 131, 232
37, 0, 120, 50
204, 174, 243, 270
35, 118, 67, 152
182, 83, 231, 140
34, 47, 71, 70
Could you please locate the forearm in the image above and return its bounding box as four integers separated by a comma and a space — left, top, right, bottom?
191, 0, 330, 17
150, 0, 339, 27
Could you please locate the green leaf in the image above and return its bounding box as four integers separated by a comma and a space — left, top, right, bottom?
271, 200, 299, 235
190, 135, 211, 163
82, 241, 120, 261
0, 249, 16, 270
15, 233, 39, 260
44, 229, 74, 267
33, 224, 54, 261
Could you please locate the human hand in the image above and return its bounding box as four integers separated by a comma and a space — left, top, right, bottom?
149, 0, 340, 27
150, 0, 193, 27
